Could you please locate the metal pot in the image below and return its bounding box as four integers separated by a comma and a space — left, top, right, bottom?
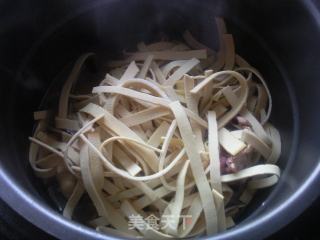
0, 0, 319, 239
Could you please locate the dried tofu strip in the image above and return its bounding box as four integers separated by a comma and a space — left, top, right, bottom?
151, 61, 166, 84
212, 50, 225, 72
178, 190, 218, 237
34, 110, 51, 120
221, 164, 280, 183
255, 84, 268, 118
247, 174, 280, 189
36, 153, 61, 169
132, 184, 171, 209
29, 136, 64, 159
210, 18, 227, 71
63, 181, 84, 219
183, 75, 199, 113
80, 144, 137, 235
119, 106, 170, 127
125, 50, 207, 61
241, 129, 272, 159
212, 103, 228, 118
88, 216, 109, 228
219, 128, 246, 156
162, 60, 187, 78
113, 146, 142, 176
103, 179, 121, 195
222, 85, 271, 146
58, 53, 94, 118
107, 50, 207, 67
216, 18, 227, 41
264, 123, 281, 164
162, 160, 190, 236
165, 58, 200, 86
199, 80, 213, 113
208, 111, 226, 231
223, 34, 235, 70
147, 121, 170, 147
120, 201, 172, 239
103, 73, 120, 86
94, 87, 207, 130
82, 135, 183, 181
183, 30, 216, 55
158, 121, 181, 191
120, 61, 139, 81
81, 103, 159, 171
120, 78, 168, 98
137, 55, 154, 79
163, 86, 180, 101
73, 95, 100, 111
30, 28, 282, 239
30, 147, 60, 178
132, 177, 185, 210
88, 132, 104, 190
236, 67, 272, 124
131, 125, 148, 142
130, 181, 168, 211
110, 66, 126, 78
170, 101, 218, 235
69, 94, 92, 100
183, 75, 207, 156
191, 71, 248, 129
93, 86, 170, 107
241, 110, 272, 146
55, 117, 80, 131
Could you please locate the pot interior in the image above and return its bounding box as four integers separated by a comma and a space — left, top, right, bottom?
1, 0, 319, 239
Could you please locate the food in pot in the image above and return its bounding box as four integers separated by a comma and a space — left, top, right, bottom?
29, 18, 281, 238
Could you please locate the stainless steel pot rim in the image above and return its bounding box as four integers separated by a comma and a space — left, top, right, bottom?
0, 161, 319, 240
0, 1, 319, 239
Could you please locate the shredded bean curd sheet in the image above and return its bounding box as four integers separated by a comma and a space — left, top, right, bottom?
29, 18, 281, 239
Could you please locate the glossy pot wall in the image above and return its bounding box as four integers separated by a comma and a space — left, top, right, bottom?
0, 0, 319, 239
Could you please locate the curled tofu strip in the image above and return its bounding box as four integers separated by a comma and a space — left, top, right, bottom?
183, 30, 216, 56
191, 70, 249, 129
169, 101, 218, 235
57, 53, 94, 131
236, 67, 273, 124
208, 111, 226, 231
107, 50, 207, 68
223, 34, 235, 70
29, 24, 282, 239
164, 58, 200, 86
80, 143, 139, 236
